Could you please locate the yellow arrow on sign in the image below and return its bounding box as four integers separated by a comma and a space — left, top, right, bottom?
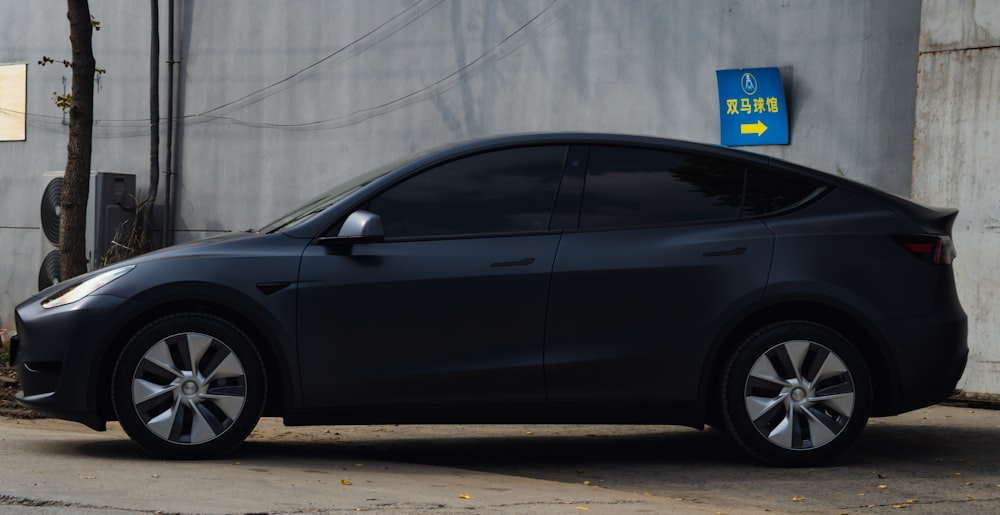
740, 120, 768, 136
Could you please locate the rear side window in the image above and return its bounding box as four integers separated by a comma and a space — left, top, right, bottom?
368, 146, 567, 238
744, 167, 824, 216
579, 146, 744, 229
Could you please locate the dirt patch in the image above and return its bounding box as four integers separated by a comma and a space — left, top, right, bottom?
0, 365, 43, 420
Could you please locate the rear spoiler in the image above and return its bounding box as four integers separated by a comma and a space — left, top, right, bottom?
876, 196, 958, 235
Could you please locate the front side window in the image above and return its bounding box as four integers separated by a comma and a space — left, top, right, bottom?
261, 158, 407, 234
579, 146, 744, 229
368, 146, 567, 238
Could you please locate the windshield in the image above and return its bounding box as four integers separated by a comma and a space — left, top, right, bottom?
259, 160, 402, 234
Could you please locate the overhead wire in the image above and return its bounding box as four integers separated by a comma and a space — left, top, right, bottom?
15, 0, 436, 135
14, 0, 565, 135
186, 0, 563, 131
190, 0, 440, 118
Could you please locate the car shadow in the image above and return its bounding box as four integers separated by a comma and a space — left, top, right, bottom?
69, 415, 1000, 473
70, 425, 747, 465
242, 426, 753, 467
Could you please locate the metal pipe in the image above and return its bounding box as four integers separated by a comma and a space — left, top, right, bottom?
148, 0, 159, 205
163, 0, 175, 247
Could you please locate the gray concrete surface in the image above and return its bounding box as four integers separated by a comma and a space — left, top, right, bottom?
913, 0, 1000, 400
1, 0, 924, 328
1, 404, 999, 514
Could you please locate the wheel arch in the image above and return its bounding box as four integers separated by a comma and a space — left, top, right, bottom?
702, 299, 899, 422
95, 284, 296, 423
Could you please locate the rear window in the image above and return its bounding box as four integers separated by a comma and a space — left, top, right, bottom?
579, 146, 744, 229
743, 167, 824, 216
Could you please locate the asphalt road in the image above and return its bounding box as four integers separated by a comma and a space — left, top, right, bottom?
1, 404, 999, 514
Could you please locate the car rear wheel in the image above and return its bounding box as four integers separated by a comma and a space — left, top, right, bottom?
721, 321, 871, 467
112, 313, 265, 459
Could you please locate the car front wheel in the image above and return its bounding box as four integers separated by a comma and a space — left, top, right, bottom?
721, 321, 872, 467
112, 313, 266, 459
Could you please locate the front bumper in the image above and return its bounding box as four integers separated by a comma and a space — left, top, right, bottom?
13, 293, 129, 431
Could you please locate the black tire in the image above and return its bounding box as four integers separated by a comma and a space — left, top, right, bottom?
721, 321, 871, 467
112, 313, 266, 459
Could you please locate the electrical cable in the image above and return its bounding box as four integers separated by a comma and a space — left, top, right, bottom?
192, 0, 438, 117
12, 0, 564, 135
182, 0, 562, 131
12, 0, 435, 132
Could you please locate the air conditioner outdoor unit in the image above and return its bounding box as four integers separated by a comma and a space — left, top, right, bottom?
39, 171, 136, 290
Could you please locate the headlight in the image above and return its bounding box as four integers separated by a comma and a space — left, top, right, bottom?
42, 265, 135, 309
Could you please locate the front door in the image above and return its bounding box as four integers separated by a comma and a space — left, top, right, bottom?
297, 146, 569, 407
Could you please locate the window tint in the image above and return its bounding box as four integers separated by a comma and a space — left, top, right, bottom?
744, 167, 823, 216
368, 146, 567, 238
580, 146, 743, 229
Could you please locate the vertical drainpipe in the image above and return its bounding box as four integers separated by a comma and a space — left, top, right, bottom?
149, 0, 160, 206
163, 0, 177, 247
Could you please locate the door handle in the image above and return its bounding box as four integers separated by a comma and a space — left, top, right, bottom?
491, 258, 536, 267
703, 247, 747, 257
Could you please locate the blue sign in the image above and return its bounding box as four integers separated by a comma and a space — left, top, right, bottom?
716, 67, 789, 147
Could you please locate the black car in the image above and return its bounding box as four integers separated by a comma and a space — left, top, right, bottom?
12, 133, 967, 466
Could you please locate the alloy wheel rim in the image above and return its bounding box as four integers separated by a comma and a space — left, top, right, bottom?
743, 340, 856, 450
131, 332, 247, 445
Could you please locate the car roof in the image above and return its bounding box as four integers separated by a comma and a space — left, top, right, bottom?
285, 132, 944, 238
404, 132, 774, 170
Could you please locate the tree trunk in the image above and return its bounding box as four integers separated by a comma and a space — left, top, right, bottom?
60, 0, 96, 281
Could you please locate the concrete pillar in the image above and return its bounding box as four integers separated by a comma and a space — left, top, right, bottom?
913, 1, 1000, 398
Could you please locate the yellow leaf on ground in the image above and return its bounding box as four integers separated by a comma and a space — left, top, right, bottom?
583, 480, 591, 486
792, 496, 805, 502
341, 479, 352, 485
878, 485, 889, 489
892, 504, 909, 509
458, 493, 472, 499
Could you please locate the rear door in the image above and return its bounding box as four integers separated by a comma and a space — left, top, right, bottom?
297, 146, 568, 407
544, 145, 774, 403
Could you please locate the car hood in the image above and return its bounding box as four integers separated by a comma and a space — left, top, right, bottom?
23, 232, 281, 304
117, 231, 263, 265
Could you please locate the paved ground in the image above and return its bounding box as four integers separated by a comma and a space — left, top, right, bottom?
1, 404, 999, 514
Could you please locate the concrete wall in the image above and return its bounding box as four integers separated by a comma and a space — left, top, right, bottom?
913, 1, 1000, 399
0, 3, 158, 328
0, 1, 923, 331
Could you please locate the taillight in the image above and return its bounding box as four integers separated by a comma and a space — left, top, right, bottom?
892, 235, 956, 265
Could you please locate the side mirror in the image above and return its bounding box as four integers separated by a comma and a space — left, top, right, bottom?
317, 210, 385, 249
338, 210, 384, 239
